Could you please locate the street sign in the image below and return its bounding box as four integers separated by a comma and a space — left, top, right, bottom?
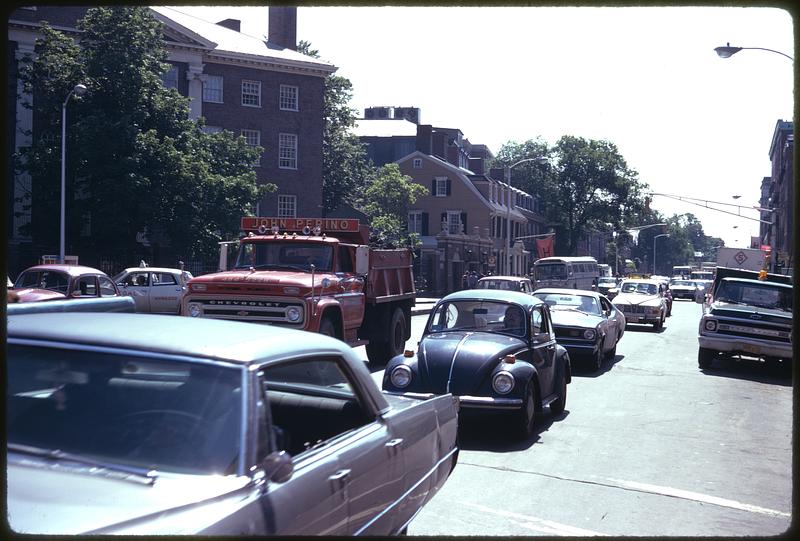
734, 251, 748, 265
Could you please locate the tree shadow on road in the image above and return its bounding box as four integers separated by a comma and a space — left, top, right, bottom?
456, 409, 570, 452
699, 357, 792, 386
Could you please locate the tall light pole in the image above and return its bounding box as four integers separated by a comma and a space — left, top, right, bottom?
505, 157, 546, 275
60, 83, 87, 264
653, 233, 669, 275
714, 42, 794, 61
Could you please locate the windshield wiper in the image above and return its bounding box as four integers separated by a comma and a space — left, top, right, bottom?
8, 443, 159, 485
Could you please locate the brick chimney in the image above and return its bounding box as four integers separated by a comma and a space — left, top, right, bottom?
216, 18, 241, 32
268, 6, 297, 50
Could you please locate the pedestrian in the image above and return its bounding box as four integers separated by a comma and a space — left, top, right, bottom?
467, 271, 478, 289
461, 271, 470, 290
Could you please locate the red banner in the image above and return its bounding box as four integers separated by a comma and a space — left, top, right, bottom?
536, 235, 555, 259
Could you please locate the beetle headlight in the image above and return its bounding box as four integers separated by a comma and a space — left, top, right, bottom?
187, 302, 203, 317
492, 371, 515, 394
390, 365, 412, 388
286, 306, 302, 322
704, 319, 717, 331
583, 329, 596, 340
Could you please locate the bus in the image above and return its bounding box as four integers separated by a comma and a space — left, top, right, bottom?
598, 263, 613, 277
672, 265, 692, 278
532, 256, 599, 291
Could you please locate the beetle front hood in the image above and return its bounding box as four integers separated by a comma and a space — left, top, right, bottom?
7, 461, 251, 534
419, 332, 525, 395
613, 293, 660, 306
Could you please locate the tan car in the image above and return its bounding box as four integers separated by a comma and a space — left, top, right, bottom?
113, 266, 193, 314
612, 278, 668, 330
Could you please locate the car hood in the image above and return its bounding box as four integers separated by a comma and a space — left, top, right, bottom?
613, 293, 661, 306
11, 288, 67, 302
418, 331, 525, 395
548, 309, 603, 327
7, 460, 251, 534
708, 302, 792, 324
191, 270, 336, 291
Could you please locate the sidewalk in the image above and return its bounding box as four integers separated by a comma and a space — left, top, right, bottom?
411, 297, 439, 316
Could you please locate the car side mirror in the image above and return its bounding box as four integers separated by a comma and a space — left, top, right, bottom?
262, 450, 293, 483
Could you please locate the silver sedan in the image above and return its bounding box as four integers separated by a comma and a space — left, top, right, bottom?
113, 266, 193, 314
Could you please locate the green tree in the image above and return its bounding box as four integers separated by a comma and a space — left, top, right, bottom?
15, 7, 270, 264
297, 40, 373, 214
359, 164, 428, 248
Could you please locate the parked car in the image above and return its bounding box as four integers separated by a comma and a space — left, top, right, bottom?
596, 276, 620, 299
532, 288, 626, 371
476, 275, 534, 294
113, 266, 193, 314
382, 289, 571, 439
12, 264, 120, 302
612, 278, 668, 330
669, 278, 699, 300
7, 313, 459, 535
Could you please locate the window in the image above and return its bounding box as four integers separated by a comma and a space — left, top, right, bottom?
161, 65, 179, 89
279, 84, 298, 111
435, 176, 449, 197
75, 276, 97, 297
242, 129, 262, 166
279, 133, 298, 169
241, 80, 261, 107
203, 75, 223, 103
152, 273, 178, 286
408, 211, 423, 234
278, 195, 297, 218
99, 276, 117, 297
446, 211, 462, 234
413, 158, 422, 169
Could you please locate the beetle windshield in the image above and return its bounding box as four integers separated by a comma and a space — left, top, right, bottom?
428, 300, 527, 337
235, 241, 334, 272
7, 345, 243, 476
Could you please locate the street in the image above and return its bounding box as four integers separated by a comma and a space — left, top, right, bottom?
357, 298, 793, 536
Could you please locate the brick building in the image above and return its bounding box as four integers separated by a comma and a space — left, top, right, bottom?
762, 119, 794, 275
7, 6, 335, 274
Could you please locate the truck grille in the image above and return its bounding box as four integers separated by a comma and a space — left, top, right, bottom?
715, 318, 792, 344
190, 297, 305, 326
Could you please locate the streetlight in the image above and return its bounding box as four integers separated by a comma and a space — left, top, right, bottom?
653, 233, 669, 275
714, 42, 794, 61
60, 83, 87, 264
504, 156, 547, 275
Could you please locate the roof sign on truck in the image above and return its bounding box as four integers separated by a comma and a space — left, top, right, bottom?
241, 217, 361, 234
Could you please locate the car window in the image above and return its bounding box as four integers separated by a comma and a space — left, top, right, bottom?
531, 308, 542, 335
260, 357, 373, 456
76, 276, 97, 296
7, 344, 242, 475
98, 276, 117, 297
153, 272, 177, 286
17, 271, 69, 293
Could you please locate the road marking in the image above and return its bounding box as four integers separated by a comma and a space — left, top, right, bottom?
604, 477, 790, 518
459, 501, 608, 536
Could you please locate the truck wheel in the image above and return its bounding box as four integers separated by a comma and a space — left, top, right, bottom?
366, 307, 407, 366
319, 317, 337, 339
698, 347, 715, 369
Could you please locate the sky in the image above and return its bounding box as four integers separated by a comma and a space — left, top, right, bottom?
172, 5, 794, 249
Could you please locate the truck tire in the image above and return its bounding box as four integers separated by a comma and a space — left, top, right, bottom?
698, 347, 715, 369
366, 307, 407, 366
319, 317, 337, 339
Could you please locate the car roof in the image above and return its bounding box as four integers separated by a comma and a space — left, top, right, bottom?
533, 288, 603, 298
8, 313, 352, 366
118, 267, 191, 274
440, 288, 543, 307
621, 278, 660, 284
20, 264, 109, 277
477, 275, 528, 282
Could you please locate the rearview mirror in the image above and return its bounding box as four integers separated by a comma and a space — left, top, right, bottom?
263, 450, 293, 483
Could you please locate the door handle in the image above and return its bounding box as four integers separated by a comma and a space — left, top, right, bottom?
386, 438, 404, 455
329, 469, 351, 491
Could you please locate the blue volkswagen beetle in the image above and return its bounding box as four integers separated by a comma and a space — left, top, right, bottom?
383, 289, 571, 439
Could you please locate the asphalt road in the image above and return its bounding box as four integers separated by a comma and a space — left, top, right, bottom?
357, 298, 794, 536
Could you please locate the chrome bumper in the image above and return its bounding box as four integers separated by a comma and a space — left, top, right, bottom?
383, 391, 522, 410
698, 334, 792, 359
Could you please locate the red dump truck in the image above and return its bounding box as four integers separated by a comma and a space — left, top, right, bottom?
182, 217, 416, 365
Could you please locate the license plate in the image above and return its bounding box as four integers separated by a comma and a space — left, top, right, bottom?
742, 343, 760, 355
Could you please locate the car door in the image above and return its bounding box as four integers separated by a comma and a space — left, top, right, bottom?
258, 356, 396, 535
530, 306, 555, 395
120, 271, 150, 312
150, 272, 184, 313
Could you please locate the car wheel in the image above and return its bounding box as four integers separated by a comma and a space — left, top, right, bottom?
515, 384, 537, 439
654, 313, 664, 330
590, 347, 602, 372
698, 347, 715, 369
604, 342, 617, 361
550, 370, 567, 415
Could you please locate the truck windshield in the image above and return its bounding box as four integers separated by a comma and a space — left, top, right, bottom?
535, 263, 567, 280
715, 280, 793, 312
235, 241, 334, 272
